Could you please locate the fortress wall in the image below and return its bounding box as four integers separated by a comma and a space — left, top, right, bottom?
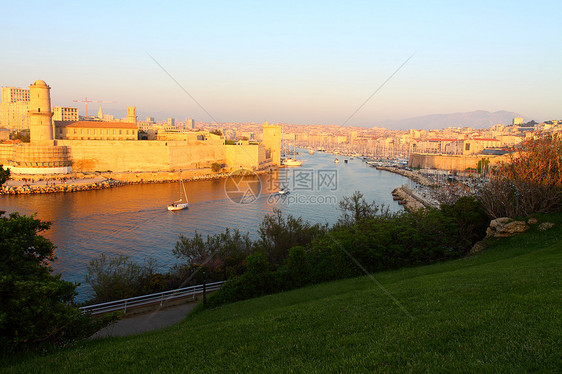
56, 140, 226, 172
409, 154, 479, 171
0, 144, 14, 164
408, 153, 512, 171
167, 141, 225, 170
57, 140, 171, 172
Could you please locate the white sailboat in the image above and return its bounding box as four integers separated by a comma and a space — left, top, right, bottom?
282, 139, 303, 167
168, 174, 189, 211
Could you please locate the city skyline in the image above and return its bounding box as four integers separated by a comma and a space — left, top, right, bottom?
1, 1, 560, 127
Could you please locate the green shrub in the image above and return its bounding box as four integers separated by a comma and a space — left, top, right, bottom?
255, 209, 328, 265
286, 246, 311, 287
0, 165, 9, 186
205, 253, 281, 308
85, 254, 160, 303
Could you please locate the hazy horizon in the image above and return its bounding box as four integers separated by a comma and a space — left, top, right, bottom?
2, 1, 560, 127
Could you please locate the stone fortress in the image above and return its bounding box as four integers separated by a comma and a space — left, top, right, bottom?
0, 80, 281, 175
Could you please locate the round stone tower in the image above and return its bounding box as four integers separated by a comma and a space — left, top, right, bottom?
29, 79, 54, 144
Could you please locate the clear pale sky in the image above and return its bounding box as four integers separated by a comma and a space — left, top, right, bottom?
1, 0, 560, 126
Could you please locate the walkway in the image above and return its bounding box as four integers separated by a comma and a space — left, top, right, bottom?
91, 302, 197, 339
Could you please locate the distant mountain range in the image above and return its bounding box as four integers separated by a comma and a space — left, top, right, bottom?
384, 110, 525, 130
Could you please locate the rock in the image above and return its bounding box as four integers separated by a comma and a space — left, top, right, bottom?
469, 240, 487, 255
495, 221, 530, 237
538, 222, 555, 231
528, 217, 539, 225
490, 217, 511, 229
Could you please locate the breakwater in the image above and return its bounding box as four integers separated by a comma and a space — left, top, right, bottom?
0, 169, 241, 195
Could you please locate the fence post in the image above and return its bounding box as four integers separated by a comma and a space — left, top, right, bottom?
124, 300, 127, 314
203, 271, 207, 305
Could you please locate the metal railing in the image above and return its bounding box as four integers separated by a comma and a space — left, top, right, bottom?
79, 281, 225, 315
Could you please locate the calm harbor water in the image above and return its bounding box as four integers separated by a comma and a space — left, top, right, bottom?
1, 151, 411, 301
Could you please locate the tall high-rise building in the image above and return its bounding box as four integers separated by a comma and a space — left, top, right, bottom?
187, 118, 195, 130
0, 86, 30, 131
167, 117, 175, 127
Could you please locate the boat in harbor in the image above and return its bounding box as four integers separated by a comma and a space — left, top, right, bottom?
167, 174, 189, 211
282, 158, 303, 167
277, 188, 290, 195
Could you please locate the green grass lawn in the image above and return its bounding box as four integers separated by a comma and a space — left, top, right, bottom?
3, 214, 562, 373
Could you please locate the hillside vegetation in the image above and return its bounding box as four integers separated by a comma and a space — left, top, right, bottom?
3, 213, 561, 373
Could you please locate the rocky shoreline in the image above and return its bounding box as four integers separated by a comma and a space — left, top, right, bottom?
376, 166, 435, 186
0, 169, 251, 195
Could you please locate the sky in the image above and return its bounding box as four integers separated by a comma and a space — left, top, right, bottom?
1, 0, 560, 127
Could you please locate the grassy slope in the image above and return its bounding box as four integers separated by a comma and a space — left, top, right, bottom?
3, 214, 562, 373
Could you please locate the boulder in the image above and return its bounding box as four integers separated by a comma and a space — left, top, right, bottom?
490, 217, 511, 229
495, 221, 530, 238
528, 217, 539, 225
469, 240, 487, 255
538, 222, 555, 231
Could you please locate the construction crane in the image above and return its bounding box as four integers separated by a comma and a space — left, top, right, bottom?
73, 97, 117, 117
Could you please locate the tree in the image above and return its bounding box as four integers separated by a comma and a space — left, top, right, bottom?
337, 191, 389, 226
211, 162, 223, 173
480, 133, 562, 217
10, 130, 30, 143
255, 209, 328, 265
85, 254, 161, 303
173, 228, 253, 276
0, 212, 113, 352
0, 165, 9, 186
209, 129, 223, 136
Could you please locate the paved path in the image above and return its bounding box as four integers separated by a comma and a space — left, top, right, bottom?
91, 302, 197, 339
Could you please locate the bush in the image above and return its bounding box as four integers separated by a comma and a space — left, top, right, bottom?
286, 246, 311, 288
0, 212, 113, 352
481, 134, 562, 217
205, 253, 281, 308
337, 190, 390, 226
255, 209, 328, 265
0, 165, 9, 186
85, 254, 162, 303
211, 162, 223, 173
173, 228, 252, 279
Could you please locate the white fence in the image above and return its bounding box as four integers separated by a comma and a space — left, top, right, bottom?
79, 281, 225, 315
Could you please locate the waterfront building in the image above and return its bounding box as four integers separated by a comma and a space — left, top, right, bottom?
1, 80, 280, 175
0, 86, 30, 131
54, 121, 138, 140
53, 106, 79, 122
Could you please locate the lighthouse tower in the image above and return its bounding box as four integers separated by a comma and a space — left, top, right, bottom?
28, 80, 54, 145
